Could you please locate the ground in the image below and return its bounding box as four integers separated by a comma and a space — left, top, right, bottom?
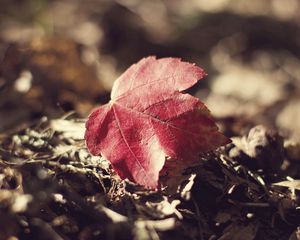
0, 1, 300, 239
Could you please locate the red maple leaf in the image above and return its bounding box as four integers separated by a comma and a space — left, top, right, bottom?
85, 57, 230, 188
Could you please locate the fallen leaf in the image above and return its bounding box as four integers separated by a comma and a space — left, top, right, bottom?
218, 221, 258, 240
1, 37, 105, 116
273, 180, 300, 191
85, 56, 229, 188
289, 227, 300, 240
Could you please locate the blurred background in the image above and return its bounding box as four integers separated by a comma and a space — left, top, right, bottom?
1, 0, 300, 138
